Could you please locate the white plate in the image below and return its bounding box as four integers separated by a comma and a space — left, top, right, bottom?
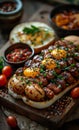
9, 22, 56, 53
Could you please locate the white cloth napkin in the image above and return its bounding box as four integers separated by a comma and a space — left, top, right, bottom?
1, 106, 48, 130
2, 106, 79, 130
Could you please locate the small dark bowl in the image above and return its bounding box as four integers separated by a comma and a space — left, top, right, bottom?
4, 42, 34, 66
0, 0, 23, 30
49, 4, 79, 38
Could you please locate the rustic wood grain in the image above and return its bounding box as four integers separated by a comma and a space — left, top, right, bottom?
0, 107, 11, 130
0, 1, 79, 130
0, 88, 79, 128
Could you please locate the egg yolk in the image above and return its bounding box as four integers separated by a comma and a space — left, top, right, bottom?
51, 48, 67, 60
42, 58, 56, 70
23, 67, 39, 78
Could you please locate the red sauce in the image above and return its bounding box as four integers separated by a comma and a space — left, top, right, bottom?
6, 48, 32, 62
0, 2, 16, 12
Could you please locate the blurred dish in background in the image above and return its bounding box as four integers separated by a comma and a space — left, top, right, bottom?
43, 0, 79, 5
49, 4, 79, 38
9, 22, 56, 53
0, 0, 23, 31
52, 11, 79, 30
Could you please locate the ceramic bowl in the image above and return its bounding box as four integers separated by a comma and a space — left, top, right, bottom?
0, 0, 23, 30
49, 4, 79, 38
3, 42, 34, 66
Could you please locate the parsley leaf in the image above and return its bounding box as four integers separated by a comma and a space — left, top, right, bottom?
23, 25, 40, 35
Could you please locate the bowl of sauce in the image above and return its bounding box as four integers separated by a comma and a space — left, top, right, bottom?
4, 42, 34, 66
0, 0, 23, 30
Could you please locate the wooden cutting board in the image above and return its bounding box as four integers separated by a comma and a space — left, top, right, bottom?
0, 4, 79, 129
0, 88, 79, 128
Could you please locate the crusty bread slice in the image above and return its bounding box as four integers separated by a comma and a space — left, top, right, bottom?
8, 77, 79, 109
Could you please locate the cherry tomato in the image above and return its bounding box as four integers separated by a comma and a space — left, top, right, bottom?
2, 66, 12, 78
71, 87, 79, 98
0, 74, 7, 87
6, 116, 17, 127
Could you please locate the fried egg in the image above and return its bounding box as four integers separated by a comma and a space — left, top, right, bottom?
42, 58, 56, 70
51, 48, 67, 60
23, 67, 40, 78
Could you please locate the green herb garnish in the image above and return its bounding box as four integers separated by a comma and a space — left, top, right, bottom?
73, 53, 78, 56
66, 83, 69, 86
61, 37, 64, 40
57, 75, 63, 79
0, 56, 4, 73
40, 68, 44, 73
52, 71, 57, 77
43, 73, 47, 77
40, 64, 45, 73
23, 25, 40, 35
38, 81, 42, 85
65, 47, 69, 51
25, 79, 31, 85
75, 46, 79, 51
58, 84, 62, 88
56, 61, 61, 69
63, 57, 67, 61
48, 49, 52, 53
51, 79, 56, 83
69, 41, 73, 44
63, 66, 70, 71
21, 77, 24, 81
40, 64, 45, 69
71, 63, 75, 67
63, 63, 75, 71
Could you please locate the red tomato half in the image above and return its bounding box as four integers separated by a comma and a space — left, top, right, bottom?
71, 87, 79, 99
2, 66, 12, 78
6, 116, 17, 128
0, 74, 7, 87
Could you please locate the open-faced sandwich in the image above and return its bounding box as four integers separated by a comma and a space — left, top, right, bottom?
9, 22, 56, 53
8, 39, 79, 109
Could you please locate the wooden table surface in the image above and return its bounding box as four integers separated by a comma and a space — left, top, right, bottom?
0, 0, 79, 130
